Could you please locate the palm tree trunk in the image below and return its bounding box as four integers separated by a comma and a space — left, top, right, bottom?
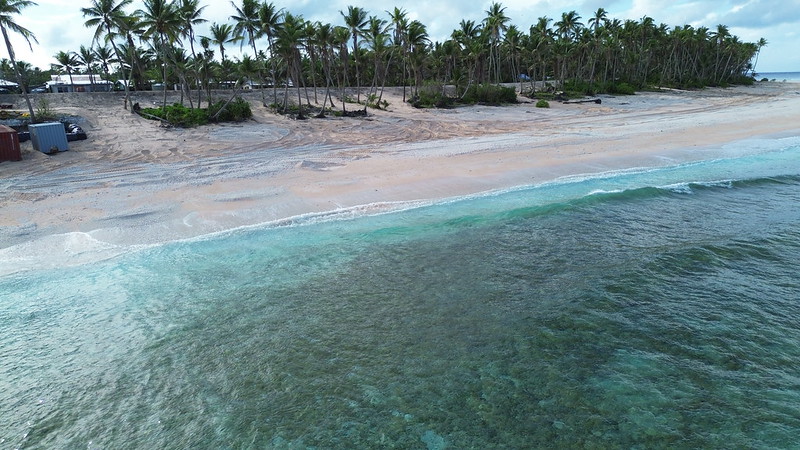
1, 25, 35, 121
295, 57, 305, 119
109, 27, 134, 112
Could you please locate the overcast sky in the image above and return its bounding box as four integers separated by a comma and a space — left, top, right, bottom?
8, 0, 799, 74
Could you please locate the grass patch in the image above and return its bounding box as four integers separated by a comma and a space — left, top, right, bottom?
411, 82, 455, 108
461, 83, 518, 105
140, 97, 252, 127
412, 82, 518, 108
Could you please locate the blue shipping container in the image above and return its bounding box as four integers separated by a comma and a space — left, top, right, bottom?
29, 122, 69, 154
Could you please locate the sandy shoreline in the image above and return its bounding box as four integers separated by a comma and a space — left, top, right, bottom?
2, 82, 800, 266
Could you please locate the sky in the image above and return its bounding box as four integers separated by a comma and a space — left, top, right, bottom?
6, 0, 800, 74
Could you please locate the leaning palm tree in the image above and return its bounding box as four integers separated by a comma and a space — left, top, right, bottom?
751, 37, 767, 77
0, 0, 38, 120
82, 0, 134, 109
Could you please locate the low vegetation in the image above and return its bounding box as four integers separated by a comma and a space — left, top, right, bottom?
411, 82, 518, 108
139, 97, 252, 127
34, 98, 57, 122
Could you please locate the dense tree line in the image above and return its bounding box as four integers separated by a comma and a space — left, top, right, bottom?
4, 0, 767, 119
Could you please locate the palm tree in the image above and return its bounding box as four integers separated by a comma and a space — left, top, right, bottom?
527, 16, 552, 92
502, 24, 522, 89
82, 0, 134, 109
554, 10, 583, 87
231, 0, 266, 104
406, 20, 428, 98
115, 13, 148, 91
137, 0, 183, 109
275, 12, 306, 117
179, 0, 206, 59
94, 45, 116, 80
231, 0, 262, 58
452, 19, 483, 91
190, 37, 215, 106
332, 25, 350, 113
364, 15, 389, 106
751, 37, 767, 76
587, 8, 608, 88
53, 50, 79, 89
303, 19, 321, 105
387, 7, 409, 100
207, 22, 239, 62
0, 0, 38, 120
340, 5, 368, 103
76, 45, 98, 90
483, 2, 509, 83
711, 24, 730, 84
259, 2, 282, 106
314, 21, 336, 115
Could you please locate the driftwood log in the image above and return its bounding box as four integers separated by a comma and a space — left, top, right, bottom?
562, 98, 602, 105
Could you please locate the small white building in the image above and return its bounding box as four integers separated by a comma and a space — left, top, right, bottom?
49, 74, 113, 93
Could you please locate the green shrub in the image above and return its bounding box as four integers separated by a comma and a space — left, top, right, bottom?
461, 83, 517, 104
535, 99, 550, 108
209, 97, 252, 122
728, 75, 755, 86
140, 97, 251, 127
141, 103, 208, 127
411, 82, 454, 108
564, 79, 596, 96
608, 82, 637, 95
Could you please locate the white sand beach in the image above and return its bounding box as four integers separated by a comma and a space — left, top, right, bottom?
1, 82, 800, 260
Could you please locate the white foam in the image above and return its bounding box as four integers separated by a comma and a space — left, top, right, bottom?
0, 232, 134, 277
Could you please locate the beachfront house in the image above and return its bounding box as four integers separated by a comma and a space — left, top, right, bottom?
48, 74, 113, 93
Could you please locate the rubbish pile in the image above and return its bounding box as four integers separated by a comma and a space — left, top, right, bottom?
66, 123, 87, 141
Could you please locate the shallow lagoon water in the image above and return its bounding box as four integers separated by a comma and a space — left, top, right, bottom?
2, 138, 800, 448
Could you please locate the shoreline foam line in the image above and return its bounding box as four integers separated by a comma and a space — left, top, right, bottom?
4, 144, 799, 279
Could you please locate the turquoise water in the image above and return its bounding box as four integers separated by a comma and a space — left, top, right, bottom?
2, 138, 800, 448
759, 71, 800, 82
